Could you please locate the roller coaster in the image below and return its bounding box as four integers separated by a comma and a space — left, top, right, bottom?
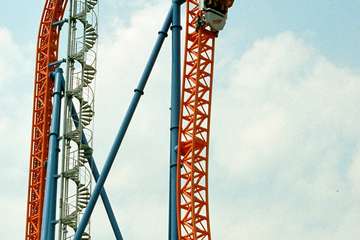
25, 0, 235, 239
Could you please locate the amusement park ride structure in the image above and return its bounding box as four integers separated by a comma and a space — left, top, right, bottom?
25, 0, 235, 240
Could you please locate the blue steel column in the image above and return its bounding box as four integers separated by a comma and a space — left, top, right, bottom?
169, 0, 182, 239
73, 8, 174, 240
69, 103, 123, 240
41, 68, 64, 240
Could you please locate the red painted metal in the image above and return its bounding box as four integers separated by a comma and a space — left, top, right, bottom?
25, 1, 67, 239
177, 1, 217, 239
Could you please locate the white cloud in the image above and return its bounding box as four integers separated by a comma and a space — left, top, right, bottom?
0, 28, 21, 84
90, 2, 173, 238
91, 13, 360, 238
0, 27, 32, 239
1, 2, 359, 240
210, 32, 360, 239
349, 148, 360, 196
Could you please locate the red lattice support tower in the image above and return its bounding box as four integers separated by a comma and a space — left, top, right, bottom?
177, 0, 217, 239
25, 1, 67, 239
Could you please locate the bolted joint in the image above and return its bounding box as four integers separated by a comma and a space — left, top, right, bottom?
52, 89, 63, 96
170, 25, 183, 31
49, 132, 59, 138
52, 219, 60, 224
52, 18, 68, 29
170, 126, 179, 131
134, 89, 144, 95
48, 58, 66, 68
158, 30, 168, 37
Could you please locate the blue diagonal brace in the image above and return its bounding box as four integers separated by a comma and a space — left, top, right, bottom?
69, 102, 123, 240
73, 6, 175, 240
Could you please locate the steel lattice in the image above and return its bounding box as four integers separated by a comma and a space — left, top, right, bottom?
25, 1, 67, 239
177, 0, 216, 239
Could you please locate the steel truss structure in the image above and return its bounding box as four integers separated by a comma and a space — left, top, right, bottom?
25, 0, 234, 239
177, 1, 216, 239
25, 1, 67, 239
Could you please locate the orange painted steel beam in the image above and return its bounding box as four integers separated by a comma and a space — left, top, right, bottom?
25, 1, 67, 239
176, 0, 217, 239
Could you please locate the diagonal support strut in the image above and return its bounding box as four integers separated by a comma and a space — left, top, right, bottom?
73, 6, 176, 239
69, 101, 124, 240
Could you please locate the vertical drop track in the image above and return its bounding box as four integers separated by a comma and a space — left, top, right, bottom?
177, 0, 216, 239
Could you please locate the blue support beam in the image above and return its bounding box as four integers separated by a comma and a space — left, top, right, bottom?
73, 7, 174, 239
41, 68, 64, 240
169, 0, 182, 239
69, 102, 123, 240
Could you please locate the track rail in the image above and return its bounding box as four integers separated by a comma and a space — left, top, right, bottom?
25, 1, 67, 239
177, 0, 216, 239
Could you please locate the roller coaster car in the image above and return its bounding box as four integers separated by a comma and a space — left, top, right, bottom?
199, 0, 235, 32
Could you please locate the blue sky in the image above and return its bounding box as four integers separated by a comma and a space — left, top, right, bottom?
228, 0, 360, 69
0, 0, 359, 239
2, 0, 359, 69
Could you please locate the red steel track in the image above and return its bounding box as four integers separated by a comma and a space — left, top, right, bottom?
25, 1, 67, 239
177, 0, 216, 239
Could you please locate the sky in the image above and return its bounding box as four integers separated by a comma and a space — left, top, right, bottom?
0, 0, 359, 239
